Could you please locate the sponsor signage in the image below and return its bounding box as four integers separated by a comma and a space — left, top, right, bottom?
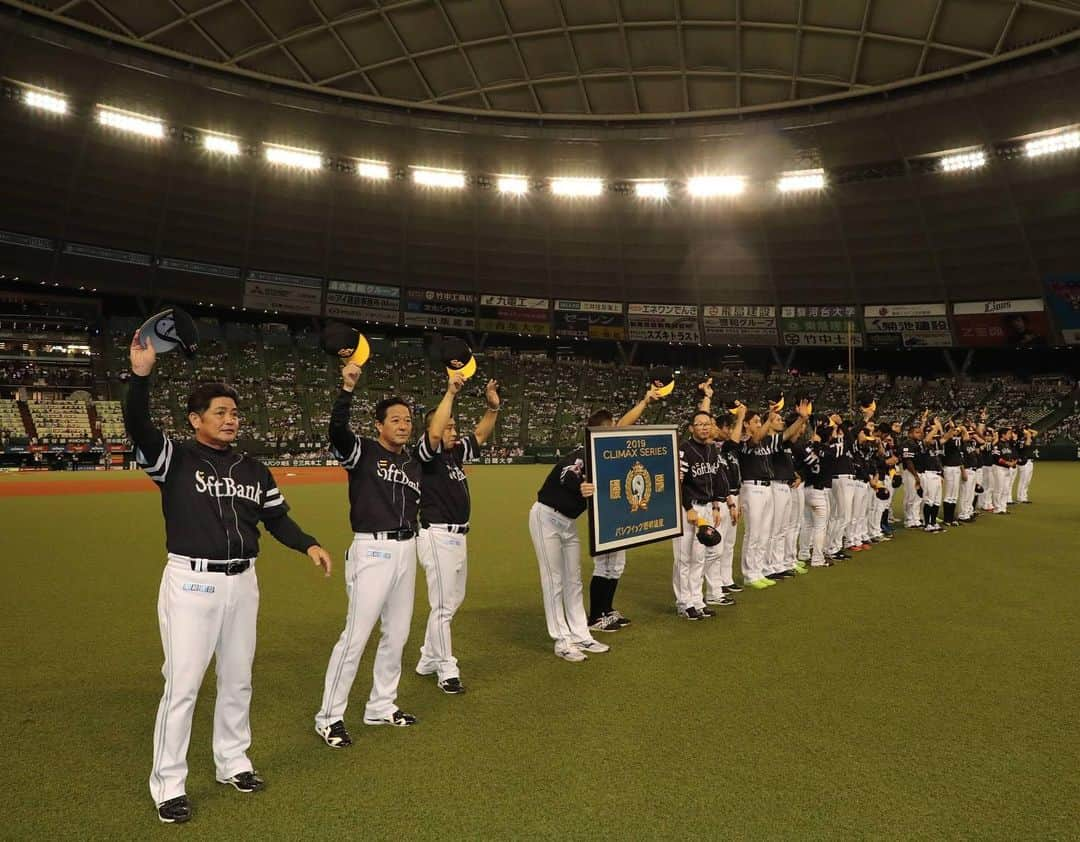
627, 303, 701, 343
404, 288, 476, 329
952, 298, 1049, 348
554, 299, 626, 340
863, 302, 953, 348
325, 279, 401, 324
242, 270, 323, 315
63, 242, 152, 266
702, 304, 778, 345
780, 305, 863, 347
0, 230, 54, 251
159, 257, 241, 279
477, 294, 550, 336
1043, 275, 1080, 345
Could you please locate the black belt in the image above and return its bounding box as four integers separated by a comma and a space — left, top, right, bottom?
742, 479, 770, 486
421, 522, 470, 534
191, 559, 250, 576
366, 529, 416, 541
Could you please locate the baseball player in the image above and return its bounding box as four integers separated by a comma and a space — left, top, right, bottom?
957, 421, 983, 522
587, 385, 664, 632
673, 410, 737, 619
704, 410, 744, 601
764, 409, 812, 580
1015, 428, 1037, 503
528, 414, 610, 662
822, 416, 858, 559
899, 421, 926, 529
981, 428, 999, 512
797, 425, 832, 567
124, 332, 332, 824
919, 417, 946, 532
991, 428, 1018, 514
315, 363, 422, 748
940, 421, 965, 527
413, 372, 501, 693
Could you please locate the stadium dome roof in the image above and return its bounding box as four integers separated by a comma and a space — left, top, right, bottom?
7, 0, 1080, 121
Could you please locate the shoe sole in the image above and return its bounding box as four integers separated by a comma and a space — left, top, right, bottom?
158, 814, 190, 824
363, 718, 415, 727
216, 779, 263, 793
438, 684, 465, 695
589, 625, 620, 633
576, 646, 610, 654
556, 652, 588, 662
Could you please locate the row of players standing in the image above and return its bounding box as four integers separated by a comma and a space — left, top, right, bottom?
531, 378, 1038, 661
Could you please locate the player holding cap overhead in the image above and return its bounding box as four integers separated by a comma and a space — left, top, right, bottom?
899, 419, 927, 529
315, 325, 422, 748
918, 415, 946, 532
1015, 427, 1037, 503
124, 321, 332, 824
586, 369, 667, 633
414, 339, 501, 694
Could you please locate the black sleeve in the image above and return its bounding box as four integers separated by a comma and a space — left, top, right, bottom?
329, 389, 362, 470
122, 374, 172, 482
263, 512, 319, 554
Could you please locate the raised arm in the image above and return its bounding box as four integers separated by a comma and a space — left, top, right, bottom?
329, 362, 362, 469
425, 373, 464, 453
473, 379, 501, 445
696, 377, 713, 414
617, 386, 662, 427
122, 331, 169, 474
782, 398, 813, 442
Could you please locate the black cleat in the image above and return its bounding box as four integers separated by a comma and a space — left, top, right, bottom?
364, 709, 417, 727
607, 610, 631, 627
438, 677, 465, 694
777, 570, 797, 579
316, 720, 353, 748
699, 605, 716, 618
722, 583, 744, 594
217, 771, 265, 793
157, 796, 191, 824
678, 606, 702, 621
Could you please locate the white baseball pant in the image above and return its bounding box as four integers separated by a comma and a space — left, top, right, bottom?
869, 485, 889, 539
992, 465, 1011, 512
316, 535, 417, 730
943, 465, 961, 505
673, 502, 713, 610
902, 471, 923, 526
852, 482, 872, 545
958, 467, 977, 519
920, 471, 943, 506
528, 503, 595, 654
593, 550, 626, 578
800, 487, 830, 565
1008, 466, 1018, 503
416, 526, 468, 683
1017, 461, 1034, 502
826, 476, 856, 554
704, 503, 737, 600
786, 484, 804, 565
766, 482, 793, 575
739, 482, 774, 584
150, 555, 258, 805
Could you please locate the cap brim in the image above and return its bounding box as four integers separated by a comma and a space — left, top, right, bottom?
347, 334, 371, 368
138, 309, 198, 357
447, 354, 477, 380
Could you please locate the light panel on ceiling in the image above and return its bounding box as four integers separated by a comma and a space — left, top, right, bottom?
24, 89, 68, 115
939, 150, 986, 172
203, 133, 240, 156
357, 160, 391, 180
777, 169, 826, 193
497, 175, 529, 195
412, 167, 466, 189
634, 180, 669, 200
1024, 130, 1080, 159
688, 175, 746, 197
551, 177, 603, 197
265, 144, 322, 170
96, 105, 165, 139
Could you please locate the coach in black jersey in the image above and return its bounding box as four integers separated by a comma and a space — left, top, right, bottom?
413, 372, 501, 694
124, 332, 331, 825
315, 362, 422, 749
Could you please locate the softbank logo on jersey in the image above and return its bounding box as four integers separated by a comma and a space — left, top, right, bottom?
194, 470, 262, 503
689, 461, 721, 479
376, 461, 421, 494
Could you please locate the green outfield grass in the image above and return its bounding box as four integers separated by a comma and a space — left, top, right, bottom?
1, 464, 1078, 840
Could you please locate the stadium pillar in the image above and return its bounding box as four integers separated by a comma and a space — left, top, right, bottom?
960, 349, 974, 376
943, 349, 959, 378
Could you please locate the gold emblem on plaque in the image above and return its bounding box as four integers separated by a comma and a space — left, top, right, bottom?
625, 462, 652, 512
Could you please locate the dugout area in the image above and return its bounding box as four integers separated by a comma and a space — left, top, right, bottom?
1, 464, 1077, 839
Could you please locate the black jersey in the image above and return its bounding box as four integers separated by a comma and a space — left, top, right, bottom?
853, 440, 875, 482
769, 433, 796, 482
1017, 442, 1036, 464
719, 439, 742, 495
994, 441, 1016, 466
417, 432, 480, 526
536, 445, 589, 519
123, 375, 317, 560
680, 438, 730, 506
942, 437, 964, 467
922, 440, 944, 472
329, 389, 421, 533
792, 441, 824, 488
900, 437, 922, 472
821, 430, 856, 479
982, 441, 996, 468
963, 438, 982, 469
738, 435, 775, 482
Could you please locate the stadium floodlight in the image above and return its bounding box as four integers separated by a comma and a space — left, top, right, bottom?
688, 175, 746, 197
550, 177, 604, 197
202, 133, 240, 156
356, 160, 391, 180
96, 105, 165, 139
777, 168, 826, 193
24, 89, 68, 115
939, 150, 986, 173
412, 167, 466, 189
265, 144, 322, 170
1024, 130, 1080, 159
497, 175, 529, 195
634, 180, 669, 200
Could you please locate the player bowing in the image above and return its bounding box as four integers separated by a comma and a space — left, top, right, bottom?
124, 332, 332, 825
315, 362, 421, 749
414, 372, 501, 694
